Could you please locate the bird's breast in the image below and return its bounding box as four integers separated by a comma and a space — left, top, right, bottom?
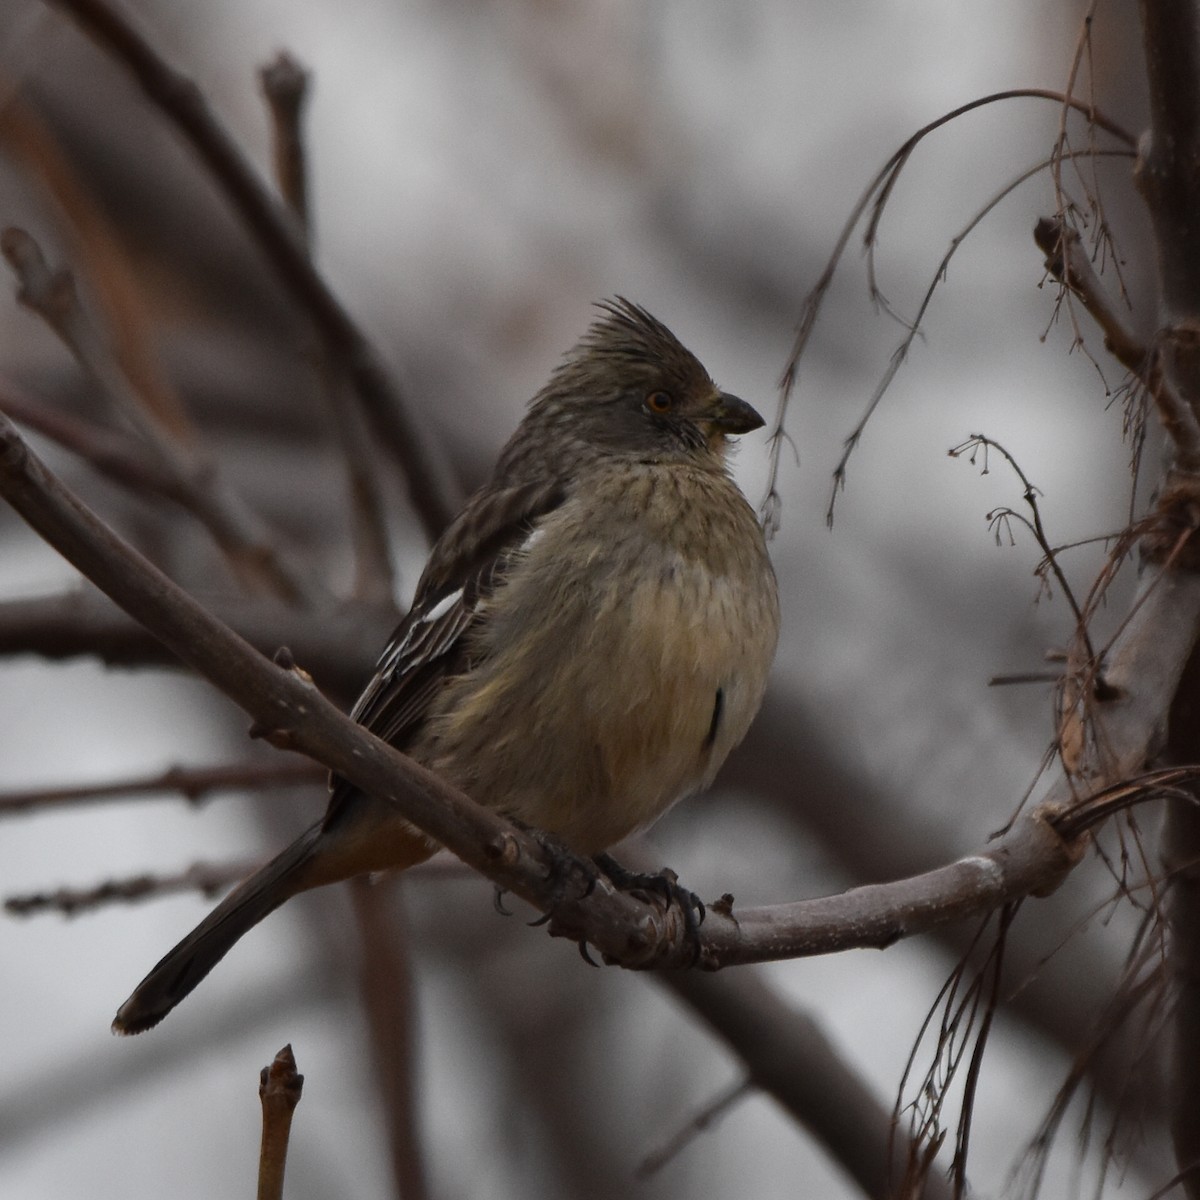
415, 463, 779, 854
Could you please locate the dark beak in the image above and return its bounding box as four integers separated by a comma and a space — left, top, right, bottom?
710, 392, 765, 435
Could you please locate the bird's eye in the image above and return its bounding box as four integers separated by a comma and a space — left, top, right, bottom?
645, 391, 673, 414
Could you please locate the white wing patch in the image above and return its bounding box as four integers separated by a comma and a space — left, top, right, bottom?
421, 587, 464, 624
520, 526, 546, 552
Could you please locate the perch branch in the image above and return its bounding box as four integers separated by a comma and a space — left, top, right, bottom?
1, 412, 1198, 969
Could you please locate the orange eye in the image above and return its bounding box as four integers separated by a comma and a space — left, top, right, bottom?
645, 391, 673, 414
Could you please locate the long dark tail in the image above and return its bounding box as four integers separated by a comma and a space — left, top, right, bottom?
112, 823, 325, 1035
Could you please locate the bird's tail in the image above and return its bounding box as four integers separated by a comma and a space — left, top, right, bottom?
112, 823, 327, 1035
114, 796, 438, 1035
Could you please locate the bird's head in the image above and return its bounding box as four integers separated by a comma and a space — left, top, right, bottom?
522, 298, 764, 466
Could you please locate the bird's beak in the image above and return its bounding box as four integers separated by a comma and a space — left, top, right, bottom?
709, 392, 765, 435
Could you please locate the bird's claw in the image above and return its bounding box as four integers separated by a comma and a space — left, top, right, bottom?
592, 853, 706, 963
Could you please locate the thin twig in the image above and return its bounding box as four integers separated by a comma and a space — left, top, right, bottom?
257, 51, 395, 604
1035, 215, 1200, 472
258, 1045, 304, 1200
350, 878, 429, 1200
42, 0, 463, 537
0, 588, 395, 700
0, 759, 323, 816
5, 857, 262, 917
0, 227, 321, 605
0, 408, 1095, 969
259, 52, 310, 234
635, 1078, 752, 1179
949, 433, 1098, 666
761, 88, 1135, 529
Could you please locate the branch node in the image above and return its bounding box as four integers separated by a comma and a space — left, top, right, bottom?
484, 830, 521, 866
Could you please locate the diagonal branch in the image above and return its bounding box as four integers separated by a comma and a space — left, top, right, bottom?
40, 0, 463, 538
4, 410, 1198, 975
1, 230, 321, 605
1035, 215, 1200, 472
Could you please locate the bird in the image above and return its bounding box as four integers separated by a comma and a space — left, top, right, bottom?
113, 298, 780, 1034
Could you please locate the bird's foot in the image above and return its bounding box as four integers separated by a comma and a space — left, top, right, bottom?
505, 819, 600, 920
593, 852, 705, 963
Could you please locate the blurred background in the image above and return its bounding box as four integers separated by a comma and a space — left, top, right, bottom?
0, 1, 1171, 1197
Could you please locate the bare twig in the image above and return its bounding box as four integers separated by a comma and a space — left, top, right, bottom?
259, 52, 310, 233
0, 407, 1092, 970
349, 878, 429, 1200
0, 588, 394, 700
0, 759, 322, 816
6, 852, 473, 919
5, 857, 262, 917
762, 89, 1135, 530
258, 1045, 303, 1200
41, 0, 463, 537
3, 409, 1200, 971
949, 434, 1097, 660
634, 1078, 751, 1179
1, 228, 321, 605
659, 967, 956, 1200
257, 52, 395, 605
1035, 216, 1200, 472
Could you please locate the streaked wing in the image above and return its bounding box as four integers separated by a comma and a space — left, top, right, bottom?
345, 475, 567, 755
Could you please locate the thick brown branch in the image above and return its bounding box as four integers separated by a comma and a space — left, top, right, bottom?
41, 0, 462, 538
2, 412, 1197, 970
0, 408, 690, 964
1137, 6, 1200, 1187
1137, 0, 1200, 483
